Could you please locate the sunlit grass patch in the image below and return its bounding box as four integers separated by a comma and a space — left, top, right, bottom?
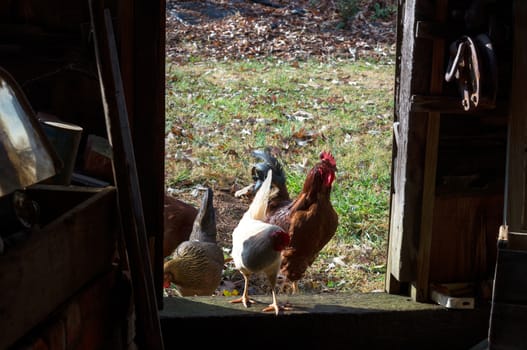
165, 57, 395, 292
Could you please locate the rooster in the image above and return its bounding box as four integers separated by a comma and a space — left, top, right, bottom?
250, 148, 338, 293
163, 187, 225, 296
163, 194, 198, 258
230, 169, 291, 315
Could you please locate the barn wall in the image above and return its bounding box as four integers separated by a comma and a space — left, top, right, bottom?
387, 0, 513, 302
0, 0, 165, 348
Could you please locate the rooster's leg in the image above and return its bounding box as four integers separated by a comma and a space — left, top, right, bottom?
292, 280, 299, 294
262, 289, 295, 315
262, 289, 280, 315
230, 273, 254, 307
262, 273, 294, 315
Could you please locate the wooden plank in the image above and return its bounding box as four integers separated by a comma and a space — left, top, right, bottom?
413, 0, 448, 302
412, 112, 440, 301
415, 20, 463, 40
116, 2, 135, 123
506, 0, 527, 232
88, 2, 164, 349
429, 194, 501, 283
385, 0, 406, 294
387, 0, 431, 289
130, 0, 166, 309
410, 95, 501, 114
26, 184, 104, 222
0, 187, 116, 350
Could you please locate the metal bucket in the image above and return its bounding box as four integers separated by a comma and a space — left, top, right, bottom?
39, 120, 83, 185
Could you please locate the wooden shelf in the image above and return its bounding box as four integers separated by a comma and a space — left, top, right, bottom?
410, 95, 507, 115
415, 21, 464, 40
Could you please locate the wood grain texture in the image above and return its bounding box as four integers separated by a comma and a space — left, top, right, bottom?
506, 0, 527, 231
89, 2, 164, 349
413, 0, 448, 302
0, 187, 117, 350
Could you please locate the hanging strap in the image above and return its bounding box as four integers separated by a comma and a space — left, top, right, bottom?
445, 34, 497, 111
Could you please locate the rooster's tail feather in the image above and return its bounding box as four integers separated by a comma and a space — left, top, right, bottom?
245, 169, 273, 221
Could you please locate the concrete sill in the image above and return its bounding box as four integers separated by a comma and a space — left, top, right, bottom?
160, 292, 490, 349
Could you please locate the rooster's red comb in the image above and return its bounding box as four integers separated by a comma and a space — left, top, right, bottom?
319, 151, 336, 167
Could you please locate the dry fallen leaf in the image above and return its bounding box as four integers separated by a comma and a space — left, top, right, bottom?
165, 0, 396, 63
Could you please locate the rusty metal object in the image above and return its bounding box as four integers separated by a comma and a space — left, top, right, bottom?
445, 34, 497, 111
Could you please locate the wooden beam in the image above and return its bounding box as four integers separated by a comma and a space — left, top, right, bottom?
413, 0, 449, 302
385, 0, 406, 294
386, 0, 427, 290
410, 95, 501, 114
131, 0, 166, 309
506, 0, 527, 231
415, 21, 463, 41
88, 1, 164, 349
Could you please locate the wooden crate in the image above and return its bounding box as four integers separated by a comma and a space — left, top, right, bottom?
0, 185, 118, 350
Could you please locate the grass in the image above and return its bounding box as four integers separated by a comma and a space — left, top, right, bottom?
165, 57, 395, 293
